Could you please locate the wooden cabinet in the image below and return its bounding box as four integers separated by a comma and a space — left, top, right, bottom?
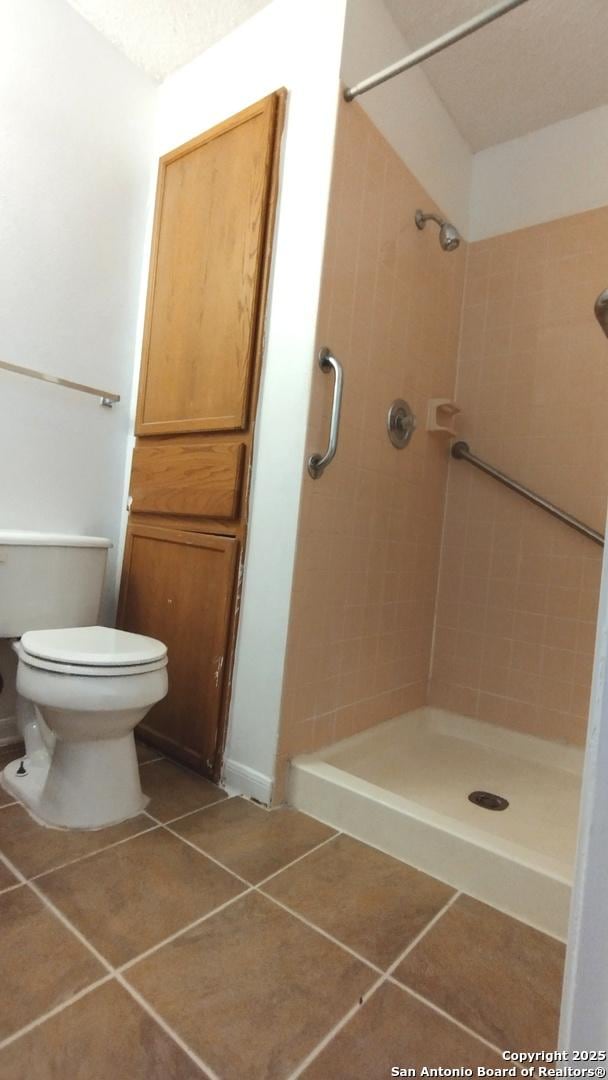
118, 92, 284, 778
136, 95, 279, 437
118, 526, 238, 772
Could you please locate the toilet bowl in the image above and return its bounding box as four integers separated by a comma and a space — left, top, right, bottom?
3, 625, 168, 829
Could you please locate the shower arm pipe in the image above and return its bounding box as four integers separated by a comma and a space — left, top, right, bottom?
452, 441, 604, 547
0, 358, 120, 407
344, 0, 530, 102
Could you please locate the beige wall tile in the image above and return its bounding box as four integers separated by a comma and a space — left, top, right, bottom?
274, 99, 465, 793
431, 206, 608, 743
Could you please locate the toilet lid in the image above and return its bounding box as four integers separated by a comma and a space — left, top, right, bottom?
20, 625, 167, 668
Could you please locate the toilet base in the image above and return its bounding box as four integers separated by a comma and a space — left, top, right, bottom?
2, 732, 149, 830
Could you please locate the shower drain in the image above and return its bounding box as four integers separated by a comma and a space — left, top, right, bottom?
468, 790, 509, 812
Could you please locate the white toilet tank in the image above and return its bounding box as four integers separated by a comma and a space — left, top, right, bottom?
0, 531, 112, 637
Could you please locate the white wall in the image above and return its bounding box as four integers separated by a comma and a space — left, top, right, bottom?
0, 0, 156, 629
341, 0, 473, 238
471, 103, 608, 240
151, 0, 347, 800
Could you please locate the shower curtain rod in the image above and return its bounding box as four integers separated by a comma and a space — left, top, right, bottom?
344, 0, 531, 102
452, 442, 604, 547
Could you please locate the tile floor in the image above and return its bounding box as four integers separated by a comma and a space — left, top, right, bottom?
0, 741, 566, 1079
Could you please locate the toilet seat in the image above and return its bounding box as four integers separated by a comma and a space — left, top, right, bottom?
18, 625, 168, 678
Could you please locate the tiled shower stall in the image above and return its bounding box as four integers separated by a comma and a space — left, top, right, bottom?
275, 95, 608, 937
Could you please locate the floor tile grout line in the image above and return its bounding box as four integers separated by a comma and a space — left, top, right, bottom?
284, 892, 463, 1078
384, 891, 461, 977
0, 801, 18, 810
256, 888, 385, 976
0, 850, 27, 884
0, 975, 114, 1053
118, 886, 256, 974
137, 756, 165, 767
286, 890, 503, 1078
28, 822, 160, 883
25, 876, 115, 973
0, 844, 238, 1073
142, 793, 233, 827
158, 823, 253, 887
287, 974, 386, 1080
387, 979, 505, 1057
114, 974, 217, 1080
146, 805, 342, 890
254, 831, 342, 888
0, 881, 24, 896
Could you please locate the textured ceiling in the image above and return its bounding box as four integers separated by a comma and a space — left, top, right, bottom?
65, 0, 273, 80
383, 0, 608, 150
65, 0, 608, 150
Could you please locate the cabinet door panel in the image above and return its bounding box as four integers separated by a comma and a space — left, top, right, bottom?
129, 437, 245, 521
136, 95, 278, 436
118, 525, 238, 772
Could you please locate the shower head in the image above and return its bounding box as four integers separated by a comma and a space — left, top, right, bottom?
415, 209, 461, 252
595, 288, 608, 339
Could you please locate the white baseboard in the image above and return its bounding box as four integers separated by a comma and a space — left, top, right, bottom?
222, 758, 273, 804
0, 715, 19, 747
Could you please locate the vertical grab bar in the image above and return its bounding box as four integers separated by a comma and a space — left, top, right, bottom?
307, 347, 343, 479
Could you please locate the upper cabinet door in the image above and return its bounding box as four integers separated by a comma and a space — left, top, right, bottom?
136, 94, 281, 436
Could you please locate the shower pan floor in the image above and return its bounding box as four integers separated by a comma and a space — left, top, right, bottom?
288, 707, 583, 940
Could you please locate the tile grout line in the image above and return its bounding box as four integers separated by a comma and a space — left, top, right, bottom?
118, 886, 256, 974
29, 822, 160, 883
287, 889, 502, 1078
387, 980, 504, 1057
113, 974, 220, 1080
384, 891, 461, 977
0, 846, 224, 1076
0, 810, 505, 1071
256, 888, 385, 977
285, 891, 462, 1079
0, 976, 114, 1052
0, 881, 25, 897
157, 823, 253, 887
146, 804, 342, 890
142, 793, 234, 827
287, 973, 386, 1080
255, 830, 342, 888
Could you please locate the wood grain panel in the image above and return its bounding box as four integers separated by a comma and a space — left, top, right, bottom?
136, 95, 278, 436
118, 525, 238, 772
129, 438, 245, 520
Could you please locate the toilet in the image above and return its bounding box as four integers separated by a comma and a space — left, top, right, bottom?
0, 531, 168, 829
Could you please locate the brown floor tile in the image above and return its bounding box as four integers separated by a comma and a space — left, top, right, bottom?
36, 827, 245, 966
141, 759, 227, 822
171, 797, 336, 883
136, 740, 163, 764
264, 834, 454, 968
302, 982, 501, 1078
0, 858, 19, 891
0, 886, 103, 1040
394, 894, 565, 1051
0, 803, 153, 879
0, 980, 208, 1079
126, 891, 376, 1080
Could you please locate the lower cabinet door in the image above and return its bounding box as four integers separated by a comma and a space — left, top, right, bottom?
118, 523, 239, 775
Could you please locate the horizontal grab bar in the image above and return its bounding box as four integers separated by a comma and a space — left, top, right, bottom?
452, 441, 604, 547
0, 358, 120, 407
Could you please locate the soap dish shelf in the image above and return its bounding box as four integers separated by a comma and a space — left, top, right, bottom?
427, 398, 460, 436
